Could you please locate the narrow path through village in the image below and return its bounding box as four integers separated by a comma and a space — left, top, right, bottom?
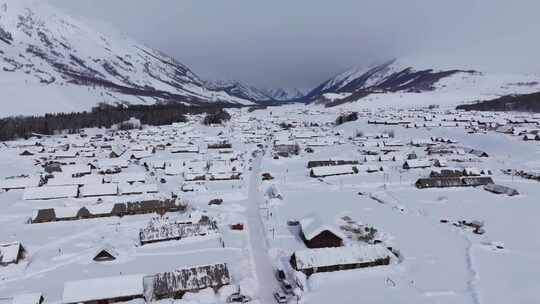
246, 152, 280, 304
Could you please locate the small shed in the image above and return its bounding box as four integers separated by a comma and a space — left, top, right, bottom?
0, 242, 26, 266
19, 150, 35, 156
468, 149, 489, 157
32, 208, 57, 223
93, 246, 119, 262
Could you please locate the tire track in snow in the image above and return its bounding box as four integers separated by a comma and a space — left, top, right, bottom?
464, 238, 482, 304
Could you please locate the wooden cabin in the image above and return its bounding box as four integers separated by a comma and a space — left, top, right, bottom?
290, 245, 391, 276
307, 160, 359, 169
299, 216, 344, 248
149, 264, 231, 300
31, 199, 186, 224
415, 176, 494, 189
309, 165, 358, 178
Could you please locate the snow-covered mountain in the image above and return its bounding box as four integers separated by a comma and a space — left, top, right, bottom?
305, 59, 470, 102
306, 58, 540, 107
206, 80, 307, 102
0, 0, 251, 116
262, 87, 306, 101
205, 80, 271, 102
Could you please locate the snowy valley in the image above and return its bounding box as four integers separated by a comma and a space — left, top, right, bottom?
1, 1, 540, 304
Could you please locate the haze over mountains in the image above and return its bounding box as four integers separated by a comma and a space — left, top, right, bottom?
205, 80, 306, 103
0, 0, 539, 116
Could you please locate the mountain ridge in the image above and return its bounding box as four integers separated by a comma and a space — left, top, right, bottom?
304, 59, 540, 107
206, 79, 306, 102
0, 0, 251, 116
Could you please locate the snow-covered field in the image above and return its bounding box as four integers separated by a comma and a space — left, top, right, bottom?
1, 104, 540, 304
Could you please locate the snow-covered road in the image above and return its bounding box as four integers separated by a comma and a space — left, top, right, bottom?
246, 153, 280, 304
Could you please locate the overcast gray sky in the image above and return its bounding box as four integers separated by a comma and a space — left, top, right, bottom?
49, 0, 540, 90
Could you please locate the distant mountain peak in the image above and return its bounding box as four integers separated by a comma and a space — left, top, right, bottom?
262, 87, 306, 101
205, 80, 306, 102
205, 80, 270, 102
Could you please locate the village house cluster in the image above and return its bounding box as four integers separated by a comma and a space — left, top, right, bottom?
0, 104, 536, 304
0, 112, 268, 304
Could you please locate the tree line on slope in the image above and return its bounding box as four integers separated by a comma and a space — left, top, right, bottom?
456, 92, 540, 112
0, 102, 238, 141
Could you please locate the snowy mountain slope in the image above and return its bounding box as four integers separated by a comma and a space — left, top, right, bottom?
206, 80, 307, 102
326, 72, 540, 111
456, 90, 540, 112
0, 0, 251, 116
306, 59, 472, 102
306, 58, 540, 107
205, 80, 271, 102
262, 87, 306, 101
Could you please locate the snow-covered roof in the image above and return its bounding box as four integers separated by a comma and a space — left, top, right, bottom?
0, 177, 39, 190
293, 245, 391, 270
403, 160, 432, 168
0, 242, 23, 264
129, 150, 153, 159
62, 274, 144, 304
94, 158, 129, 169
80, 183, 117, 197
484, 183, 519, 196
11, 293, 42, 304
93, 244, 119, 259
310, 165, 356, 177
119, 183, 157, 195
85, 204, 115, 215
53, 207, 80, 219
47, 174, 102, 186
60, 165, 91, 175
463, 167, 481, 176
23, 185, 78, 200
107, 172, 146, 184
300, 215, 344, 241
